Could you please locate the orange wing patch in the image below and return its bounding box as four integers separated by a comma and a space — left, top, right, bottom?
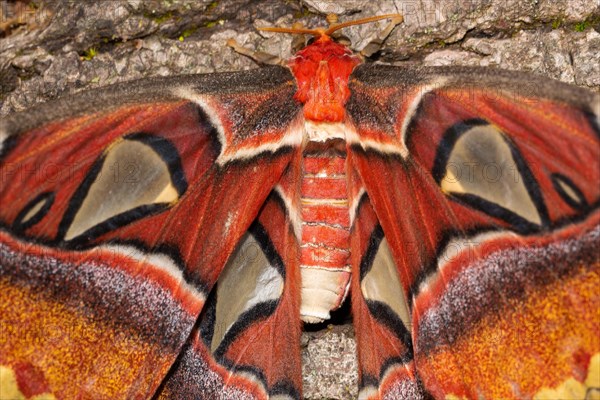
419, 265, 600, 399
0, 280, 171, 398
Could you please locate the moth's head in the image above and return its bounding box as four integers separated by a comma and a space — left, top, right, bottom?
260, 13, 404, 56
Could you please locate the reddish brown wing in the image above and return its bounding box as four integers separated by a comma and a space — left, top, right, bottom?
346, 64, 600, 399
0, 67, 304, 398
156, 189, 303, 399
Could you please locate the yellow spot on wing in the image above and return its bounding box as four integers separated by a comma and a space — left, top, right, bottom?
0, 365, 56, 400
533, 353, 600, 399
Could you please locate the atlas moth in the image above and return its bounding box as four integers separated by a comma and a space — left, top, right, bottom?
0, 11, 598, 400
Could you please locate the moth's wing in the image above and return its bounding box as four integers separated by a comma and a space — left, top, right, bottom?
0, 66, 304, 398
346, 64, 600, 399
156, 173, 303, 399
347, 170, 429, 398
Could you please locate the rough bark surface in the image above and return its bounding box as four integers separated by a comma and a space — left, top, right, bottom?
1, 1, 599, 398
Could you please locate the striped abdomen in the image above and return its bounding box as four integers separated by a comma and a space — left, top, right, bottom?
299, 141, 351, 323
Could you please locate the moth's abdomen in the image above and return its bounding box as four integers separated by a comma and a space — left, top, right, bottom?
299, 144, 351, 323
301, 154, 350, 267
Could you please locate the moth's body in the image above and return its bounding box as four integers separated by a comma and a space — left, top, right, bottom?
296, 140, 352, 322
281, 36, 363, 322
1, 15, 599, 400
